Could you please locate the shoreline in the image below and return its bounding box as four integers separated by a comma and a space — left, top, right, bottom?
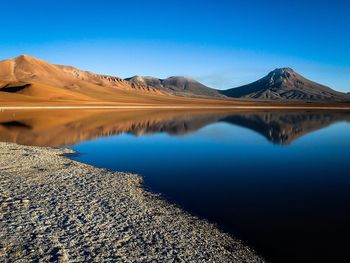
0, 105, 350, 111
0, 142, 264, 262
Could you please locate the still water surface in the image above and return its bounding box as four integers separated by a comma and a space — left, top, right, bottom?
1, 109, 350, 262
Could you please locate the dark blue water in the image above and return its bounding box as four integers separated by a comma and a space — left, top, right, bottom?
69, 111, 350, 263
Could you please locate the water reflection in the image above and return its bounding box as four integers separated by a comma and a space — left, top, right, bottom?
1, 109, 350, 262
0, 109, 349, 146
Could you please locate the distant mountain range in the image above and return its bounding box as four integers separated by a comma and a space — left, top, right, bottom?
0, 55, 349, 104
125, 76, 224, 98
126, 69, 350, 102
126, 68, 349, 102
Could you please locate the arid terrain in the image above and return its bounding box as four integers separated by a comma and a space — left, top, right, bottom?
0, 55, 349, 263
0, 55, 349, 107
0, 55, 240, 107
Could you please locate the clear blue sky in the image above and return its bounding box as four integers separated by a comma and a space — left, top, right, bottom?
0, 0, 349, 91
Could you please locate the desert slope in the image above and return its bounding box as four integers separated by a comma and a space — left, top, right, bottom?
0, 55, 183, 105
0, 55, 240, 106
0, 55, 164, 94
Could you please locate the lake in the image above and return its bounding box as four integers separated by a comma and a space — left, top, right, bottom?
1, 109, 350, 262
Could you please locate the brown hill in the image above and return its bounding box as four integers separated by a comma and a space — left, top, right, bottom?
0, 55, 249, 106
221, 68, 350, 102
0, 55, 176, 104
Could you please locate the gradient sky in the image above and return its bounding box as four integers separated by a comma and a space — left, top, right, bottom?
0, 0, 349, 91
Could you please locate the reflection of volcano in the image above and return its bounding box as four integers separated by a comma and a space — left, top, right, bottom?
220, 112, 350, 145
0, 109, 349, 146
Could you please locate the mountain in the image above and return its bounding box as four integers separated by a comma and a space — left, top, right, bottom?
0, 55, 173, 104
221, 68, 350, 102
0, 55, 242, 106
0, 55, 166, 93
0, 55, 349, 105
125, 76, 224, 98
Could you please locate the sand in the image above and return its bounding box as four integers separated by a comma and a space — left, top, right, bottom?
0, 142, 265, 262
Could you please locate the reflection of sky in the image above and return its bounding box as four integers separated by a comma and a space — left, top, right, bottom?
294, 122, 350, 147
190, 122, 267, 145
72, 120, 350, 176
71, 120, 350, 262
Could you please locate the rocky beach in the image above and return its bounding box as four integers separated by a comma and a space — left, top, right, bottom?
0, 142, 264, 262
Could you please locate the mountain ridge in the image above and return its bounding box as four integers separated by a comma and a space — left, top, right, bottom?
0, 55, 165, 94
125, 75, 224, 98
1, 55, 349, 104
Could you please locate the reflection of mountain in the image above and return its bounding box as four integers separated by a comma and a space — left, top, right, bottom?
221, 112, 350, 144
0, 110, 349, 146
0, 110, 227, 146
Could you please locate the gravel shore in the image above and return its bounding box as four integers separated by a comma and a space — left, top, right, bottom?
0, 142, 264, 262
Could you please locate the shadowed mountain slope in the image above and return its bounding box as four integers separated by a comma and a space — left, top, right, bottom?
125, 76, 224, 98
221, 68, 350, 102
